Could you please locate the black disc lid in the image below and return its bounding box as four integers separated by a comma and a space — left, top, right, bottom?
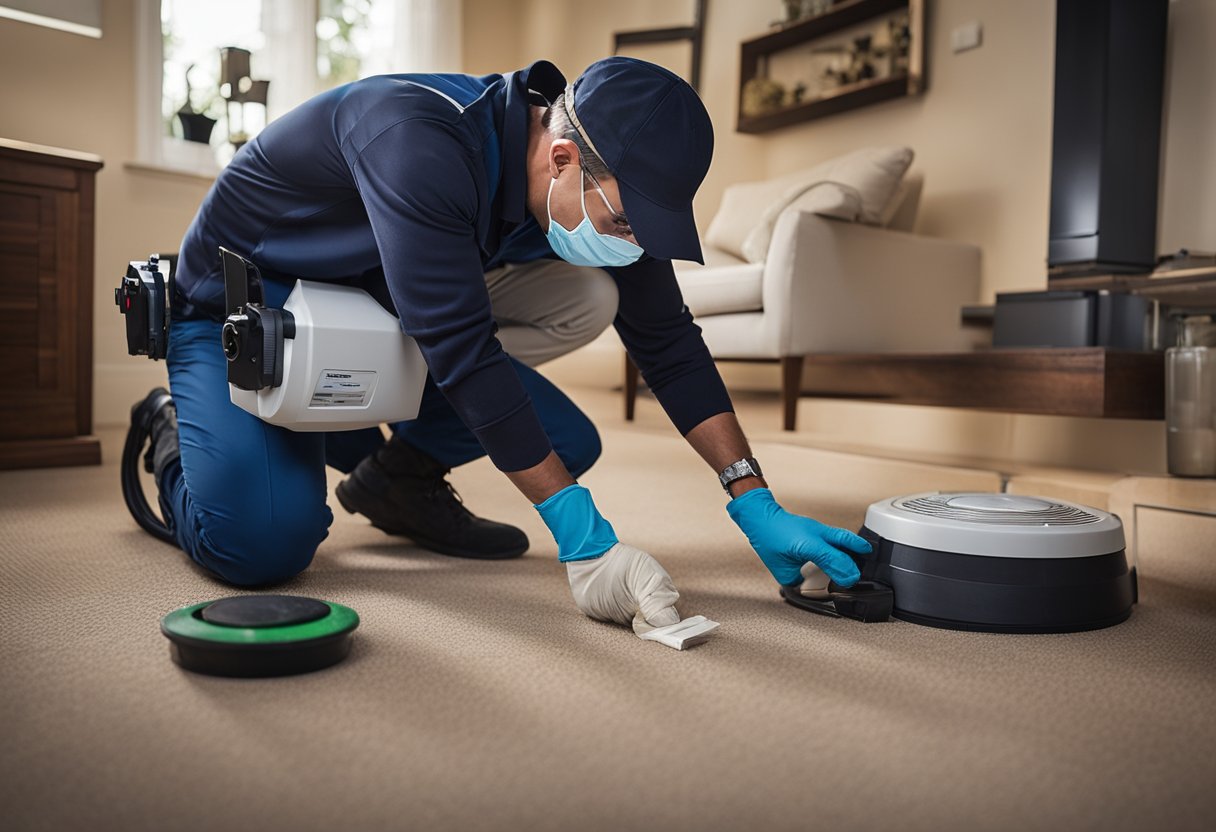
201, 595, 331, 628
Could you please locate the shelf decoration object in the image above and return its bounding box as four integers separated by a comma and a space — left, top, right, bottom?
175, 64, 218, 145
219, 47, 270, 151
738, 0, 924, 133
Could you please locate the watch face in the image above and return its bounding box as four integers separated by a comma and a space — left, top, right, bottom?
720, 459, 760, 490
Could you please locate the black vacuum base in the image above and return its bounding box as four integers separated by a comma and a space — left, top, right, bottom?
892, 607, 1133, 635
854, 527, 1137, 634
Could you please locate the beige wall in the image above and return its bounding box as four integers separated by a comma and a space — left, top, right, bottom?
1159, 0, 1216, 255
763, 0, 1054, 300
0, 0, 207, 426
466, 0, 1216, 474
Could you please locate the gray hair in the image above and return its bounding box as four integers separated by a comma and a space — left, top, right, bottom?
543, 92, 612, 180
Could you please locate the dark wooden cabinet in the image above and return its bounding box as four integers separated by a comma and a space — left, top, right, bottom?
0, 139, 103, 469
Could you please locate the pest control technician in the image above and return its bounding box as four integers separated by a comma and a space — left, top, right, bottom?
133, 57, 872, 632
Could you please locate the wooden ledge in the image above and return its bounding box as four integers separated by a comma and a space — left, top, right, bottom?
794, 348, 1164, 419
0, 138, 103, 170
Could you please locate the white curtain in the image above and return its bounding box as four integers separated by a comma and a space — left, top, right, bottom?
261, 0, 319, 118
391, 0, 463, 74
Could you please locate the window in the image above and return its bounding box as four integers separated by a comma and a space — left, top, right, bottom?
317, 0, 378, 88
160, 0, 265, 169
133, 0, 462, 178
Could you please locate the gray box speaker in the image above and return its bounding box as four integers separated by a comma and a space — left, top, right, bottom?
993, 290, 1152, 350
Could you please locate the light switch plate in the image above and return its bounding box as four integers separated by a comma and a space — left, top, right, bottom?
952, 20, 983, 53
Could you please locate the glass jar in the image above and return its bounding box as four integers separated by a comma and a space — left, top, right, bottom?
1166, 316, 1216, 477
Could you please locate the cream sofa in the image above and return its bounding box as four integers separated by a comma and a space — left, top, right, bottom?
624, 157, 982, 430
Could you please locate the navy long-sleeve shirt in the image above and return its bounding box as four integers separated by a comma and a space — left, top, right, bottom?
175, 60, 733, 471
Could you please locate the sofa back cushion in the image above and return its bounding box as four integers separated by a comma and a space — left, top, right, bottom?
705, 146, 914, 263
880, 170, 923, 232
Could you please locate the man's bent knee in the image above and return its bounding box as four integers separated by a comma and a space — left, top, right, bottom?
575, 268, 620, 340
549, 266, 619, 350
193, 513, 328, 587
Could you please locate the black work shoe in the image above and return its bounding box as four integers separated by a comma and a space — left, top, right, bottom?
123, 388, 180, 545
131, 387, 180, 482
335, 437, 529, 560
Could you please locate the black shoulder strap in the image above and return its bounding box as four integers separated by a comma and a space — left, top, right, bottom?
219, 246, 264, 314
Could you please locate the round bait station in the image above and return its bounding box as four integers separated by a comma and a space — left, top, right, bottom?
161, 595, 359, 677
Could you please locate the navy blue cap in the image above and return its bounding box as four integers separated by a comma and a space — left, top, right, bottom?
566, 57, 714, 264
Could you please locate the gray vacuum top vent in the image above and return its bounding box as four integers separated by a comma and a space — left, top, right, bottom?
895, 494, 1103, 526
865, 493, 1125, 559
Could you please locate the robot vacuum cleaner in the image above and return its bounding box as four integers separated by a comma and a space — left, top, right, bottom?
850, 492, 1136, 633
161, 595, 359, 677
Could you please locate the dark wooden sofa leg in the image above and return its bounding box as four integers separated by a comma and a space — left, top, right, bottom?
624, 354, 639, 421
781, 355, 803, 431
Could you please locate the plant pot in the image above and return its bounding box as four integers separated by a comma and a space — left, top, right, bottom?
177, 111, 217, 144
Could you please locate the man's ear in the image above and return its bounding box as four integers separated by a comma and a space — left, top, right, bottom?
548, 138, 580, 179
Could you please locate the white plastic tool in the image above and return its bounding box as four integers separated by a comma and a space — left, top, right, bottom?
229, 280, 428, 431
637, 615, 720, 650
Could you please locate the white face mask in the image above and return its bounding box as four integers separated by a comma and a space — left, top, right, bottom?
545, 169, 644, 268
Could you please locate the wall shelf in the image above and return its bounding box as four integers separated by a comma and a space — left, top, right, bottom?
737, 0, 924, 134
738, 74, 911, 133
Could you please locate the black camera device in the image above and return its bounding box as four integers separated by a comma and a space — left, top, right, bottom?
115, 248, 293, 390
220, 247, 295, 392
115, 254, 171, 360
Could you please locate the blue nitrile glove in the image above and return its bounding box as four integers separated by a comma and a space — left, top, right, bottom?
533, 483, 619, 562
726, 488, 870, 587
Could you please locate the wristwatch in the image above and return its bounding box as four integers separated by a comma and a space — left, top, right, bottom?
718, 457, 763, 492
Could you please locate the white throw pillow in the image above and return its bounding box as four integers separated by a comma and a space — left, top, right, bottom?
740, 181, 862, 263
704, 146, 914, 263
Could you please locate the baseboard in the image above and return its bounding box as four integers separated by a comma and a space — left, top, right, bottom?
0, 436, 102, 470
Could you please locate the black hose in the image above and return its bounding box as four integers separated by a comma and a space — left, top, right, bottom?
120, 417, 177, 545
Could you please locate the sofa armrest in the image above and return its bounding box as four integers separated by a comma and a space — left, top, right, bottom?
760, 211, 981, 355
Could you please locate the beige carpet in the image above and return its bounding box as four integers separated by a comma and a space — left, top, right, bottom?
2, 402, 1215, 832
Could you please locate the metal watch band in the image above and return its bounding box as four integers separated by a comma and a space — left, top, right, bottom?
718, 457, 763, 492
